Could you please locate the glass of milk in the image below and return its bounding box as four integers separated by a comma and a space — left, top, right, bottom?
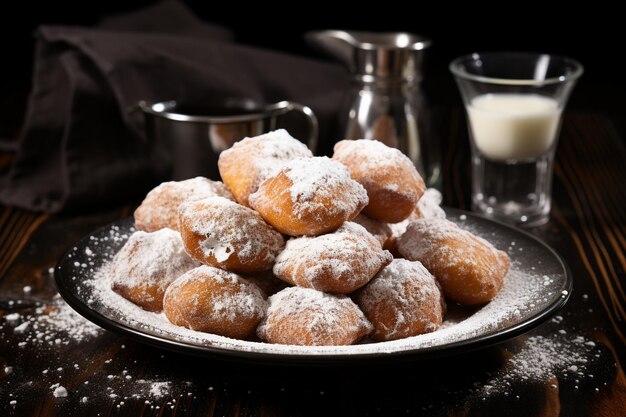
450, 52, 583, 227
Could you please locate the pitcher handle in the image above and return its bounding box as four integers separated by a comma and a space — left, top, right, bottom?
268, 101, 319, 154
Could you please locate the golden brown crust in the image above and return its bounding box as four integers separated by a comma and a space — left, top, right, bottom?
248, 157, 368, 236
163, 265, 267, 340
397, 218, 510, 305
332, 139, 426, 223
272, 222, 393, 294
357, 259, 445, 341
256, 287, 372, 346
217, 130, 312, 206
134, 177, 233, 233
110, 229, 198, 312
178, 197, 285, 274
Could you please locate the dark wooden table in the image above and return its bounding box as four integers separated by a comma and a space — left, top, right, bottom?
1, 110, 625, 416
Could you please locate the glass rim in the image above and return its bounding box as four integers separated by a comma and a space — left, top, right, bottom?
449, 52, 584, 86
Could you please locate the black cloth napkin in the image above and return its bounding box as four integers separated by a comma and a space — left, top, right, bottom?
0, 0, 348, 212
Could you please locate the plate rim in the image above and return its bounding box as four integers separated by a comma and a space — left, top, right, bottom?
54, 208, 573, 365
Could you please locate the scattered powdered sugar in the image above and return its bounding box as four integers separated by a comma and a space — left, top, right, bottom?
51, 384, 68, 398
179, 196, 284, 264
273, 222, 392, 292
2, 294, 103, 348
264, 156, 368, 218
477, 332, 601, 398
148, 381, 172, 398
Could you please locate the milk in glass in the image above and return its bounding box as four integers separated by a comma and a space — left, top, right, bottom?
467, 94, 562, 225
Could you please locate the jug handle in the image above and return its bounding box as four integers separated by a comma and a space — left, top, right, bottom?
268, 101, 319, 154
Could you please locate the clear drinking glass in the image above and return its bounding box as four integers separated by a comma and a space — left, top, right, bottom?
450, 53, 583, 227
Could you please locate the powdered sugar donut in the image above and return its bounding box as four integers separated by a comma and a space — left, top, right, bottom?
273, 222, 392, 293
111, 229, 199, 312
217, 129, 312, 206
397, 218, 510, 305
332, 139, 425, 223
163, 265, 266, 339
256, 287, 372, 346
248, 156, 368, 236
134, 177, 233, 232
178, 196, 285, 273
357, 259, 445, 341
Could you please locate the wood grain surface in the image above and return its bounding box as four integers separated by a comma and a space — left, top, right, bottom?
1, 110, 625, 417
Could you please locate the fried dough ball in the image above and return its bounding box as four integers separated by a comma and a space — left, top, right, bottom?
111, 229, 199, 312
134, 177, 233, 232
353, 213, 392, 248
273, 222, 392, 293
163, 265, 267, 339
332, 139, 426, 223
357, 259, 445, 341
397, 218, 510, 305
256, 287, 372, 346
178, 196, 285, 273
217, 129, 312, 206
248, 157, 368, 236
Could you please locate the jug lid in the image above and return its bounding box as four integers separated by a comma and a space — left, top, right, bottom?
307, 30, 432, 82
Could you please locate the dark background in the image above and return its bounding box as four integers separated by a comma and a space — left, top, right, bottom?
1, 1, 624, 141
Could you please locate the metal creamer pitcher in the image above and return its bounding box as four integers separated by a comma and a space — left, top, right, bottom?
307, 30, 440, 188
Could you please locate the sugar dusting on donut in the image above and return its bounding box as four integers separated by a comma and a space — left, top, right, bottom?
257, 287, 372, 346
358, 259, 444, 340
220, 129, 312, 185
283, 156, 368, 217
398, 217, 509, 304
134, 177, 233, 232
334, 139, 419, 192
111, 229, 198, 290
110, 229, 199, 307
335, 139, 414, 179
165, 266, 266, 323
398, 217, 495, 262
273, 222, 392, 292
179, 196, 284, 265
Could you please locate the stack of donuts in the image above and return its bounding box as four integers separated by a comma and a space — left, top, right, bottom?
111, 129, 510, 346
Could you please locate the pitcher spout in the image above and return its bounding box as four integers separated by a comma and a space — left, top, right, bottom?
306, 30, 431, 81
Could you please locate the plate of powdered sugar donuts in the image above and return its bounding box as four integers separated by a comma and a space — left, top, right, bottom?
55, 129, 572, 363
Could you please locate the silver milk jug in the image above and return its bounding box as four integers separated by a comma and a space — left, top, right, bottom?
307, 30, 440, 188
